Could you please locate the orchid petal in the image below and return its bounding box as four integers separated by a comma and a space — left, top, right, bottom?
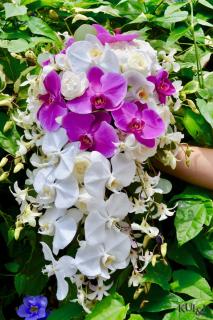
106, 193, 132, 219
93, 121, 118, 158
111, 153, 136, 187
44, 70, 61, 97
54, 175, 79, 209
42, 128, 68, 154
85, 211, 107, 245
53, 214, 77, 255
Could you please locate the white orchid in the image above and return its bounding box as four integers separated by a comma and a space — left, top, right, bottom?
67, 34, 119, 73
39, 207, 83, 255
41, 128, 80, 180
33, 166, 79, 209
75, 230, 131, 279
88, 277, 113, 301
84, 151, 136, 198
125, 70, 155, 105
85, 192, 133, 244
41, 242, 77, 300
152, 203, 176, 221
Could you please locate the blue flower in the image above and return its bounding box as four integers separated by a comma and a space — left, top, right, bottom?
17, 296, 48, 320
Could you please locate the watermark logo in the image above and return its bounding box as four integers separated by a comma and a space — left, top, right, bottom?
178, 303, 205, 316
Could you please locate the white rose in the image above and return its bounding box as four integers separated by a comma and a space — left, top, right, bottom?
61, 71, 88, 100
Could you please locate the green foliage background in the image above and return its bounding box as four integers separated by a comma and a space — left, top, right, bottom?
0, 0, 212, 319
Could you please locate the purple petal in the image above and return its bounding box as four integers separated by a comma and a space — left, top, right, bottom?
93, 121, 118, 158
62, 112, 95, 141
17, 304, 29, 317
87, 67, 104, 91
112, 102, 137, 132
38, 102, 67, 132
93, 24, 110, 35
135, 135, 156, 148
44, 71, 61, 97
101, 72, 127, 107
93, 111, 111, 125
67, 90, 92, 114
113, 33, 138, 42
141, 109, 165, 139
93, 24, 138, 44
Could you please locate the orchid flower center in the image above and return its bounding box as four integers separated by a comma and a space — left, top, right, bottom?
30, 306, 38, 313
128, 118, 145, 133
48, 95, 54, 104
79, 134, 93, 149
91, 95, 106, 109
89, 48, 102, 58
159, 80, 169, 91
137, 88, 148, 100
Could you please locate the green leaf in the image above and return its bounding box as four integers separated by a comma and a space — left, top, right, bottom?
142, 291, 184, 312
175, 201, 207, 246
141, 262, 172, 291
197, 99, 213, 129
193, 232, 213, 263
164, 2, 188, 15
182, 108, 213, 146
155, 11, 188, 24
4, 3, 27, 19
47, 302, 84, 320
0, 112, 20, 155
27, 17, 61, 45
199, 0, 213, 10
171, 270, 213, 300
168, 241, 201, 268
128, 315, 144, 320
7, 39, 29, 53
167, 26, 190, 44
74, 24, 97, 41
183, 80, 199, 94
15, 272, 48, 296
163, 309, 198, 320
5, 262, 20, 273
85, 293, 129, 320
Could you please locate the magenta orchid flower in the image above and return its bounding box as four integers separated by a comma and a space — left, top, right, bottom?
112, 101, 165, 148
37, 71, 68, 132
147, 70, 176, 104
93, 24, 138, 45
62, 112, 118, 157
67, 66, 127, 114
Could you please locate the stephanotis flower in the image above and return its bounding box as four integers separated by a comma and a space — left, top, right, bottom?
147, 69, 176, 104
37, 70, 67, 131
67, 66, 127, 114
62, 112, 118, 158
17, 295, 48, 320
93, 24, 138, 45
112, 101, 165, 148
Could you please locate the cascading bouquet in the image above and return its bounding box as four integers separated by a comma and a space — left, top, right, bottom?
12, 24, 183, 311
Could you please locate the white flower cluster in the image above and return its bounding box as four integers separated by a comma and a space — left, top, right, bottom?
12, 26, 183, 311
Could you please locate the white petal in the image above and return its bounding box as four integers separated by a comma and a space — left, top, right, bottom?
104, 230, 131, 264
40, 242, 55, 263
67, 208, 83, 224
55, 271, 69, 300
111, 153, 136, 187
54, 143, 80, 180
67, 41, 92, 72
53, 214, 77, 255
33, 167, 55, 193
84, 152, 110, 198
57, 256, 77, 278
85, 211, 107, 245
100, 45, 119, 73
106, 193, 132, 219
39, 207, 66, 235
42, 128, 68, 154
54, 175, 79, 209
75, 243, 103, 277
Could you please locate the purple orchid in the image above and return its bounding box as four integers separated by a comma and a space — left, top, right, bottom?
147, 70, 176, 104
67, 66, 127, 114
37, 70, 67, 131
93, 24, 138, 45
112, 101, 165, 148
62, 111, 118, 157
17, 296, 48, 320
